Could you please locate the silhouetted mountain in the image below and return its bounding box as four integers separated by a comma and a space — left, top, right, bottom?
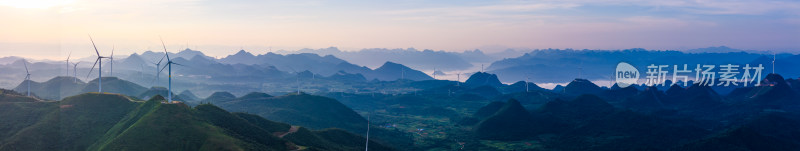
622, 86, 668, 112
457, 49, 496, 63
219, 49, 258, 65
371, 61, 433, 81
202, 91, 237, 104
174, 49, 214, 60
473, 101, 505, 119
464, 72, 503, 88
464, 85, 502, 99
214, 93, 367, 132
486, 48, 774, 83
0, 56, 22, 65
602, 84, 639, 100
324, 71, 367, 82
563, 78, 603, 96
665, 83, 724, 110
239, 92, 273, 100
553, 110, 710, 150
537, 94, 615, 125
0, 93, 390, 150
177, 90, 199, 102
744, 73, 796, 103
475, 99, 537, 140
502, 81, 544, 93
684, 46, 760, 54
288, 47, 475, 71
665, 84, 687, 96
679, 113, 800, 151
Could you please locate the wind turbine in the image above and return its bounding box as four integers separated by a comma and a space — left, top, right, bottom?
151, 52, 166, 85
72, 62, 80, 83
526, 75, 530, 92
109, 46, 114, 76
65, 51, 71, 76
456, 72, 461, 86
86, 35, 108, 93
432, 67, 436, 79
772, 52, 776, 74
158, 38, 184, 102
23, 60, 31, 97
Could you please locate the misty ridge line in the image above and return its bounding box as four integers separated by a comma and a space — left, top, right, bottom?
2, 45, 797, 88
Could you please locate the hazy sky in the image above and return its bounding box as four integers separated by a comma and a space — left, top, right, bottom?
1, 0, 799, 60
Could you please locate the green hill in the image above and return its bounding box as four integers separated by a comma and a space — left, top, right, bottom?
0, 88, 40, 102
0, 93, 394, 151
81, 77, 148, 97
0, 93, 139, 150
474, 99, 537, 140
13, 76, 85, 100
214, 93, 367, 132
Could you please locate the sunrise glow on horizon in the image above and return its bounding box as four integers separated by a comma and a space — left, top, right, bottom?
1, 0, 799, 60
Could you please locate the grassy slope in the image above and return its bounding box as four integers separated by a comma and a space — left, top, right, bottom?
0, 92, 394, 151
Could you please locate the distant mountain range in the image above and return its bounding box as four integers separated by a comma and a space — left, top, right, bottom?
487, 48, 800, 83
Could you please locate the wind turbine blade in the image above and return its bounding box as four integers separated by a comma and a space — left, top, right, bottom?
171, 62, 186, 67
87, 58, 99, 79
160, 37, 170, 61
159, 63, 169, 75
156, 54, 166, 65
23, 60, 29, 74
67, 51, 71, 61
88, 34, 100, 56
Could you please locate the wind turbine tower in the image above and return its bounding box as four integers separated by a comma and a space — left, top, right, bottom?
72, 62, 79, 83
109, 46, 114, 76
23, 60, 31, 96
158, 38, 183, 102
65, 51, 71, 76
87, 35, 108, 93
772, 52, 776, 74
456, 72, 461, 86
526, 75, 530, 92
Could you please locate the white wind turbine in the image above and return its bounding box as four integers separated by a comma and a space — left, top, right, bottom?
772, 52, 776, 74
65, 51, 71, 76
456, 72, 461, 86
157, 38, 184, 102
22, 60, 31, 96
109, 46, 114, 76
526, 75, 530, 92
72, 62, 80, 83
151, 51, 167, 85
86, 35, 108, 93
432, 67, 436, 79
